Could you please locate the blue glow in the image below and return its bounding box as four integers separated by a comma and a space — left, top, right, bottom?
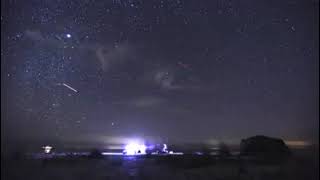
123, 142, 146, 155
162, 144, 168, 153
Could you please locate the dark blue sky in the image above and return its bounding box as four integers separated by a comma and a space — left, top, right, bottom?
1, 0, 319, 147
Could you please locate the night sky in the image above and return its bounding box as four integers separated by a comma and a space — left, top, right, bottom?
1, 0, 319, 148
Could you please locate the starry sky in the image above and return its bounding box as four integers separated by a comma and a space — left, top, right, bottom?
1, 0, 319, 148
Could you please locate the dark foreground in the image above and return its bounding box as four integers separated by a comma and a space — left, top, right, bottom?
2, 152, 319, 180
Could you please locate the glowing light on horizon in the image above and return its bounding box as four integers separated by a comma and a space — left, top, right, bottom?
285, 140, 311, 146
42, 146, 52, 154
123, 142, 146, 155
102, 152, 123, 155
169, 151, 184, 155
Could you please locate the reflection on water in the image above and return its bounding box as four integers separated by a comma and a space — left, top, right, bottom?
123, 156, 140, 178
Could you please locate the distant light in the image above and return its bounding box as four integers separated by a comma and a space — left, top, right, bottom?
123, 142, 146, 155
66, 34, 72, 38
102, 152, 123, 156
168, 151, 184, 155
285, 140, 311, 146
171, 152, 184, 155
42, 146, 53, 154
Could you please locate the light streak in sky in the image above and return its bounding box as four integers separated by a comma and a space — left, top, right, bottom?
58, 83, 78, 93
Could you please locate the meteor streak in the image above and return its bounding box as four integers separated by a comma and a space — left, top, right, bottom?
57, 83, 78, 93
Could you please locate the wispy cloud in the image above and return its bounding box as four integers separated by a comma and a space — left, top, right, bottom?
95, 43, 132, 72
152, 68, 182, 90
24, 29, 135, 72
112, 96, 167, 108
25, 30, 44, 41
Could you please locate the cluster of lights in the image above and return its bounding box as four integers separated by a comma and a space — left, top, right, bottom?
123, 142, 172, 155
123, 142, 146, 155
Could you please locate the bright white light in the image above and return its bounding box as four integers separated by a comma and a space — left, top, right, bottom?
162, 144, 168, 153
66, 34, 72, 38
124, 142, 146, 155
62, 83, 78, 93
42, 146, 52, 154
168, 151, 183, 155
